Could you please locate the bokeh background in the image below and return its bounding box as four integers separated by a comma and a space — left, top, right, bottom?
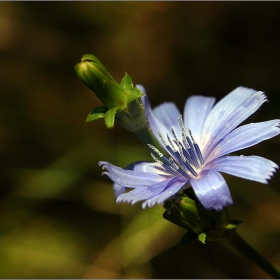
0, 2, 280, 278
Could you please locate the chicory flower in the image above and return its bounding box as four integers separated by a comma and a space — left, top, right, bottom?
99, 86, 280, 211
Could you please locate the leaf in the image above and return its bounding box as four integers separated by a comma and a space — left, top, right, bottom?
179, 231, 197, 249
85, 106, 108, 123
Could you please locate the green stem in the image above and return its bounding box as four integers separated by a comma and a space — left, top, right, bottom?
134, 126, 167, 156
223, 229, 280, 278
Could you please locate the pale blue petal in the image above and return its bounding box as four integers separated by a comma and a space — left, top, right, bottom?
111, 161, 172, 199
201, 87, 267, 158
207, 155, 278, 184
130, 161, 171, 176
113, 184, 127, 198
207, 120, 280, 161
112, 162, 140, 198
142, 178, 188, 208
190, 170, 233, 211
111, 161, 162, 198
183, 96, 215, 146
153, 102, 182, 141
136, 85, 170, 143
116, 176, 181, 205
99, 161, 165, 188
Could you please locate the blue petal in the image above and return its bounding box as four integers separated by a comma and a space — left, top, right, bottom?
116, 176, 186, 207
153, 102, 180, 128
113, 184, 127, 198
201, 87, 267, 158
112, 161, 171, 198
116, 177, 175, 204
99, 161, 166, 188
129, 161, 171, 175
190, 170, 233, 211
207, 119, 280, 161
142, 178, 188, 208
183, 96, 215, 145
137, 85, 170, 143
207, 155, 278, 184
111, 161, 150, 198
152, 102, 182, 141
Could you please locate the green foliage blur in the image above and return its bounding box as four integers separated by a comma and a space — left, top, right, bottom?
0, 2, 280, 278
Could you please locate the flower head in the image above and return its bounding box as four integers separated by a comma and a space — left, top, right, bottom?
99, 86, 280, 211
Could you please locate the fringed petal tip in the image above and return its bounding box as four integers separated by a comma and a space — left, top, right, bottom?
98, 161, 109, 176
142, 200, 161, 209
117, 193, 163, 209
263, 162, 279, 184
98, 161, 107, 168
259, 91, 268, 103
116, 195, 145, 206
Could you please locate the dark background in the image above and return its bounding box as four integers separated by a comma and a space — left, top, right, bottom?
0, 2, 280, 278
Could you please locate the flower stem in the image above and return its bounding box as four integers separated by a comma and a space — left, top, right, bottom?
223, 229, 280, 278
134, 126, 166, 155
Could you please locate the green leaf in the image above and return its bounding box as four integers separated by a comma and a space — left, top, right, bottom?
198, 232, 207, 244
85, 106, 108, 123
179, 231, 197, 249
104, 107, 118, 129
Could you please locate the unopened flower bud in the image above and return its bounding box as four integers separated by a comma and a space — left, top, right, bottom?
75, 54, 144, 129
75, 54, 130, 109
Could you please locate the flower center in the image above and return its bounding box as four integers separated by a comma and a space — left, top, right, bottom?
148, 115, 204, 179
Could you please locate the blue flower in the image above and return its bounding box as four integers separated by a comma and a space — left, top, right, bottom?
99, 86, 280, 211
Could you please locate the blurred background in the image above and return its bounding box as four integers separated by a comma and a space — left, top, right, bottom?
0, 2, 280, 278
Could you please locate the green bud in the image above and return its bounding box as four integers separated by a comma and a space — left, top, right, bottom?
75, 54, 146, 130
75, 54, 130, 109
163, 189, 243, 248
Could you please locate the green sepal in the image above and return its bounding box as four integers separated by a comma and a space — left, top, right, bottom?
180, 196, 199, 219
85, 106, 108, 123
179, 231, 197, 249
104, 107, 118, 129
128, 87, 144, 104
198, 232, 207, 244
120, 72, 144, 104
120, 73, 134, 90
226, 219, 244, 230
